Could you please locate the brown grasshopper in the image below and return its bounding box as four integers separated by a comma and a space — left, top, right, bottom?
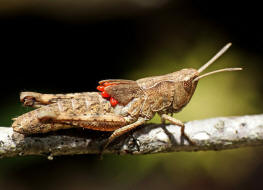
12, 43, 242, 150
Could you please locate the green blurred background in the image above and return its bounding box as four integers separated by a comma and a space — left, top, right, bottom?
1, 0, 263, 189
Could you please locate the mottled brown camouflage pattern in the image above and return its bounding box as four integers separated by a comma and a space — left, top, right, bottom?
12, 68, 199, 134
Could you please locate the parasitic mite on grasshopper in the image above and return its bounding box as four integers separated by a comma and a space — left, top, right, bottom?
12, 43, 242, 150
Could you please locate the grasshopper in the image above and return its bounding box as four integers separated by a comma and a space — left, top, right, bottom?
12, 43, 242, 150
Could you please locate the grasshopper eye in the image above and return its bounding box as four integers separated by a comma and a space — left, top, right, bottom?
183, 80, 192, 93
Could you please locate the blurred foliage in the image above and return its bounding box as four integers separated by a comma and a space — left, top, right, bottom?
1, 0, 263, 189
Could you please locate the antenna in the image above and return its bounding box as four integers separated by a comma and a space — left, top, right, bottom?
192, 43, 242, 82
198, 43, 232, 73
193, 68, 242, 82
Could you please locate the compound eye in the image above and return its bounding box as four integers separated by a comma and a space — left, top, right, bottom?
183, 80, 192, 93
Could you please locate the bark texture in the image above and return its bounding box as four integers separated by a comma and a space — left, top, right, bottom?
1, 114, 263, 159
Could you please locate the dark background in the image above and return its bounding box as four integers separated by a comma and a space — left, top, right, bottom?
1, 0, 263, 189
1, 0, 262, 106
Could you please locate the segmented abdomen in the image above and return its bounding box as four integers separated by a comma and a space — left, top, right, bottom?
12, 92, 126, 134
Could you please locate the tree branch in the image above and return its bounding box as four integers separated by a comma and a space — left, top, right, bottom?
1, 114, 263, 159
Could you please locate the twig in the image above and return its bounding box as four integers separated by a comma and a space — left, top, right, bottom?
1, 114, 263, 159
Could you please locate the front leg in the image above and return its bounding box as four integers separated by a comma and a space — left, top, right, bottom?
161, 114, 194, 145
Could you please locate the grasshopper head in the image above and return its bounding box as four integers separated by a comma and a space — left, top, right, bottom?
172, 43, 242, 111
172, 68, 199, 111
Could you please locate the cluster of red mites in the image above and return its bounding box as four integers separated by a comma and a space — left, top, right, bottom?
97, 82, 118, 107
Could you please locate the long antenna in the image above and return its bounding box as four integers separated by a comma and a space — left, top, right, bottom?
198, 43, 232, 73
193, 68, 242, 82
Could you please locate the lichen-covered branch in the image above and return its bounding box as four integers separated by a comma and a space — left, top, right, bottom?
1, 114, 263, 159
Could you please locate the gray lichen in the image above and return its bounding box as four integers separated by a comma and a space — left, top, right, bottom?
1, 114, 263, 158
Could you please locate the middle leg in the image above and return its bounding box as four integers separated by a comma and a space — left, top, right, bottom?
103, 118, 146, 151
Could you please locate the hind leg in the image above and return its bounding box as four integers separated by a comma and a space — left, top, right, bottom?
37, 110, 127, 131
